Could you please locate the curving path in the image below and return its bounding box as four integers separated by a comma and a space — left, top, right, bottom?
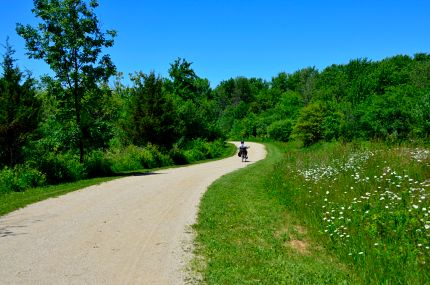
0, 142, 266, 285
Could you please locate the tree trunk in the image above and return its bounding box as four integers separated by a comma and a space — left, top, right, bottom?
74, 93, 84, 163
73, 49, 84, 164
73, 84, 84, 163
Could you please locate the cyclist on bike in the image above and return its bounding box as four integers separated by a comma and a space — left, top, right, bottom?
238, 140, 248, 159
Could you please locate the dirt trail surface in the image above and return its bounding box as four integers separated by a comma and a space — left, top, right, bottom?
0, 142, 266, 285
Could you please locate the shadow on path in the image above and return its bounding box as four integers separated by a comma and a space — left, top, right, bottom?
114, 171, 164, 177
0, 225, 28, 238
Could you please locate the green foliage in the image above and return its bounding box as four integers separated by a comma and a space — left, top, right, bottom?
169, 145, 188, 165
315, 64, 348, 103
267, 119, 293, 141
413, 92, 430, 138
274, 90, 303, 119
169, 139, 228, 165
322, 110, 344, 141
81, 84, 121, 150
212, 60, 427, 145
127, 72, 177, 147
168, 57, 199, 101
107, 144, 173, 172
36, 152, 85, 184
295, 67, 319, 105
108, 145, 151, 172
292, 103, 326, 146
359, 86, 416, 140
0, 164, 46, 193
176, 99, 208, 139
0, 40, 41, 167
144, 143, 173, 167
182, 138, 226, 163
84, 150, 113, 178
16, 0, 116, 162
214, 77, 270, 137
167, 59, 221, 141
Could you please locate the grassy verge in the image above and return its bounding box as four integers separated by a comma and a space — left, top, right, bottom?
192, 142, 357, 284
0, 176, 119, 216
0, 142, 236, 217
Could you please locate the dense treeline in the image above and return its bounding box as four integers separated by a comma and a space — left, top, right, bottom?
0, 0, 226, 192
1, 0, 429, 193
216, 55, 430, 145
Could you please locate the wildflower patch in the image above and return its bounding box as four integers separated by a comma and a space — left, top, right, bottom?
278, 143, 430, 284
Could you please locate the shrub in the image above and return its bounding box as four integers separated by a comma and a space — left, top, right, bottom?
0, 167, 14, 193
292, 102, 326, 146
84, 150, 113, 178
0, 164, 46, 193
208, 139, 226, 158
267, 119, 293, 142
322, 111, 344, 141
181, 138, 226, 163
183, 138, 211, 162
108, 144, 173, 172
143, 143, 173, 168
108, 145, 145, 172
169, 145, 188, 165
37, 153, 85, 184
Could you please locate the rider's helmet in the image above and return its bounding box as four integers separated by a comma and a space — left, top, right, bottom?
241, 140, 244, 144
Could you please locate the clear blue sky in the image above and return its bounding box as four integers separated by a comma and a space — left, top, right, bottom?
1, 0, 429, 87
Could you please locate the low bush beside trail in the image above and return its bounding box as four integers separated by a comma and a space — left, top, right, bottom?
0, 164, 46, 193
0, 139, 232, 207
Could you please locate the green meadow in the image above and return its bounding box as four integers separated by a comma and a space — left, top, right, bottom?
193, 141, 430, 284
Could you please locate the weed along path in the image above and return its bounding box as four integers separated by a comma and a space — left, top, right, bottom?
0, 142, 266, 285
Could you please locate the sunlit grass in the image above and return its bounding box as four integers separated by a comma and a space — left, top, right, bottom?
192, 143, 358, 284
0, 176, 119, 216
275, 142, 430, 284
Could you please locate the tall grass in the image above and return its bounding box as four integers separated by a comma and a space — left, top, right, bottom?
273, 141, 430, 284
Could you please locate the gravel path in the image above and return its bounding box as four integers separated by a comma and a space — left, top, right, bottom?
0, 142, 266, 285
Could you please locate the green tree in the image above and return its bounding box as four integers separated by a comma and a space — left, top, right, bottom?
127, 72, 177, 147
411, 53, 430, 89
316, 64, 348, 103
359, 86, 416, 140
292, 102, 326, 146
271, 72, 290, 93
168, 58, 220, 141
267, 119, 293, 142
16, 0, 116, 162
344, 58, 375, 105
274, 90, 303, 120
0, 40, 41, 166
168, 57, 198, 101
287, 67, 318, 105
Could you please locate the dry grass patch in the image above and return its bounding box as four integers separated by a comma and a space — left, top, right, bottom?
289, 239, 309, 254
275, 223, 311, 255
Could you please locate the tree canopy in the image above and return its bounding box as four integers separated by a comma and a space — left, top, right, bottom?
16, 0, 116, 162
0, 40, 41, 167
